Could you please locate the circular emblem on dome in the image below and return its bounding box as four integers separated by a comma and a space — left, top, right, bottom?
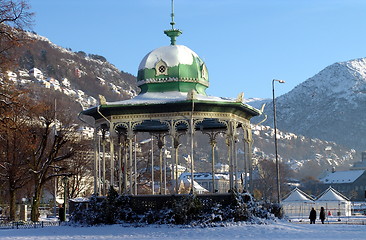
158, 65, 166, 73
155, 60, 168, 76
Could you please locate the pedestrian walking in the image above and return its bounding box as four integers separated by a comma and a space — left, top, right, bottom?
320, 207, 326, 224
309, 207, 316, 224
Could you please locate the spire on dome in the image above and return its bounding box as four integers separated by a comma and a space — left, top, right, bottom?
169, 0, 176, 29
164, 0, 182, 45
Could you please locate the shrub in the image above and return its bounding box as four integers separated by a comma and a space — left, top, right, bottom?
70, 189, 276, 226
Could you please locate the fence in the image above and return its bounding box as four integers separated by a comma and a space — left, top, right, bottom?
0, 221, 60, 230
69, 193, 238, 215
293, 216, 366, 225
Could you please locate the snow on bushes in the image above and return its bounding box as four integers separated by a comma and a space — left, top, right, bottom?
70, 187, 277, 226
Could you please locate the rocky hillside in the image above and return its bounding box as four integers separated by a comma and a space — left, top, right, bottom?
8, 31, 138, 112
251, 125, 357, 179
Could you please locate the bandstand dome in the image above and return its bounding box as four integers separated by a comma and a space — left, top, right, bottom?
137, 44, 209, 95
80, 9, 262, 196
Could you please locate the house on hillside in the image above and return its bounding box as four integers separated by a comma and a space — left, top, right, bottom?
319, 169, 366, 201
29, 68, 44, 80
7, 71, 17, 81
62, 78, 71, 88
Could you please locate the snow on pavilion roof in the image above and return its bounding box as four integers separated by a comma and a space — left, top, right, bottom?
179, 172, 231, 181
106, 91, 240, 106
138, 45, 198, 70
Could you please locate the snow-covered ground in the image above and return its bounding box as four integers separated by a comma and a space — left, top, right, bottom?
1, 221, 366, 240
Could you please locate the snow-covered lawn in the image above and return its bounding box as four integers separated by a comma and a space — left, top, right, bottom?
1, 221, 366, 240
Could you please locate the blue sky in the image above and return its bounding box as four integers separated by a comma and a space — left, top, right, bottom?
29, 0, 366, 99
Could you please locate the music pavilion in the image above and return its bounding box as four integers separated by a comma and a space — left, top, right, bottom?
80, 12, 262, 198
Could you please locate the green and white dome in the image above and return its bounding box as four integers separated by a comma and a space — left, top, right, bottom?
137, 44, 209, 95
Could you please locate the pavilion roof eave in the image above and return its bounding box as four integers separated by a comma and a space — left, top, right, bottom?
81, 99, 261, 121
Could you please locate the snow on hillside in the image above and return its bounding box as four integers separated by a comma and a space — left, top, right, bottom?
8, 68, 99, 109
260, 57, 366, 151
279, 58, 366, 109
25, 31, 76, 56
244, 98, 270, 110
251, 124, 357, 178
25, 31, 125, 73
15, 31, 138, 107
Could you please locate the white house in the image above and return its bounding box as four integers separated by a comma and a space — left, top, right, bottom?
178, 172, 238, 193
7, 71, 17, 82
18, 70, 30, 78
215, 163, 229, 172
62, 78, 71, 88
178, 177, 209, 194
29, 68, 44, 80
47, 77, 60, 86
78, 126, 94, 139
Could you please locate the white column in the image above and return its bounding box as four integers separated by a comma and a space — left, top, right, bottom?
248, 138, 253, 193
123, 139, 128, 194
109, 127, 115, 189
234, 132, 238, 191
134, 135, 138, 195
174, 144, 179, 194
158, 135, 164, 194
226, 123, 233, 191
243, 137, 249, 191
243, 126, 254, 193
93, 128, 99, 195
129, 136, 133, 195
210, 138, 216, 193
118, 135, 122, 194
102, 131, 106, 196
190, 118, 195, 193
151, 136, 155, 195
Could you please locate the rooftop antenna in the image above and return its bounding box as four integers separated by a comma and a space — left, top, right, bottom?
164, 0, 182, 45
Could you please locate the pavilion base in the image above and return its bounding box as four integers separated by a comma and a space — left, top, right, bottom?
69, 192, 267, 225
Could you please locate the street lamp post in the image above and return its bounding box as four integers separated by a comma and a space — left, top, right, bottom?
62, 176, 68, 222
272, 79, 285, 204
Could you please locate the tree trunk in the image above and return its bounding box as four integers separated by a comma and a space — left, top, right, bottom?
9, 189, 17, 221
30, 185, 42, 222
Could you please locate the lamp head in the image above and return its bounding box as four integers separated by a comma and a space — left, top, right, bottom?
273, 79, 285, 83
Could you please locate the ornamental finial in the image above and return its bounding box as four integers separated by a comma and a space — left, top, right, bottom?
170, 0, 175, 29
164, 0, 182, 45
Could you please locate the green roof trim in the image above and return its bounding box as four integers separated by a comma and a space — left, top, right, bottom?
81, 100, 260, 121
139, 82, 208, 95
137, 57, 208, 82
164, 29, 182, 45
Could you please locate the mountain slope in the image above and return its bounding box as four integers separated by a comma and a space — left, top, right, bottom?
13, 32, 138, 107
262, 58, 366, 151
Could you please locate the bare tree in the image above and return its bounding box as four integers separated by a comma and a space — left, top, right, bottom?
0, 0, 34, 72
0, 80, 40, 220
66, 140, 94, 199
29, 103, 76, 222
253, 158, 293, 202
